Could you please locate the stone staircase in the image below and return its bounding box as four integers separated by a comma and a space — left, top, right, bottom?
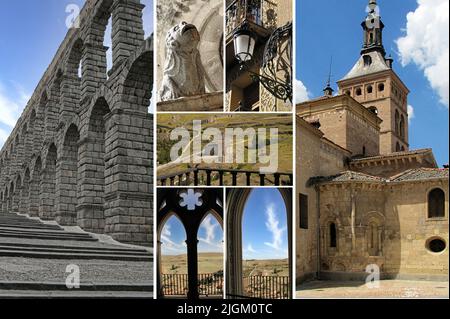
0, 212, 153, 298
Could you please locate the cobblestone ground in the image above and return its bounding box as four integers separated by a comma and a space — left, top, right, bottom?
0, 257, 152, 284
296, 280, 449, 299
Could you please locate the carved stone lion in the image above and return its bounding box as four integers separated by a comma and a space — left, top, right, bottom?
159, 22, 206, 101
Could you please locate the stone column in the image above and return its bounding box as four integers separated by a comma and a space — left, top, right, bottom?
81, 43, 108, 101
103, 110, 153, 245
186, 235, 199, 300
60, 74, 81, 122
28, 177, 40, 217
40, 165, 56, 220
19, 180, 29, 214
111, 0, 145, 66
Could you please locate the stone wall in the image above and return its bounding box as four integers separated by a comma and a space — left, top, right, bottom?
0, 0, 153, 247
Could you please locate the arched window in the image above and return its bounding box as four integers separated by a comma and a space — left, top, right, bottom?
428, 188, 445, 218
395, 110, 400, 134
329, 223, 337, 248
363, 55, 372, 66
400, 115, 405, 138
362, 146, 366, 156
345, 90, 351, 96
396, 142, 401, 152
378, 83, 385, 92
367, 85, 373, 94
368, 222, 380, 256
356, 88, 362, 96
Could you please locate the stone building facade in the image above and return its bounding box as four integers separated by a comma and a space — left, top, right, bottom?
0, 0, 153, 246
296, 1, 448, 284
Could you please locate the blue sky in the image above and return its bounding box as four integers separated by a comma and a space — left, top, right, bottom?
161, 213, 223, 256
296, 0, 449, 166
242, 189, 288, 260
0, 0, 153, 148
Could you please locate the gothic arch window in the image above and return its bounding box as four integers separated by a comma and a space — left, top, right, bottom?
329, 223, 337, 248
428, 188, 446, 218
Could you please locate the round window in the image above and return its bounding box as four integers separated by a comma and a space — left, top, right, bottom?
426, 238, 446, 253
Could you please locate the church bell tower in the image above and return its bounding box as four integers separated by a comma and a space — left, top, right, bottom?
337, 0, 410, 155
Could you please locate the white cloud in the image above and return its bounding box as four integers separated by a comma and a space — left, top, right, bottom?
295, 79, 310, 104
161, 224, 185, 253
408, 104, 415, 123
396, 0, 449, 107
246, 244, 257, 254
0, 81, 30, 149
198, 215, 222, 249
263, 204, 286, 251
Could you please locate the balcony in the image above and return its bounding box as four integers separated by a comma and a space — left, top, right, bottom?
226, 0, 277, 40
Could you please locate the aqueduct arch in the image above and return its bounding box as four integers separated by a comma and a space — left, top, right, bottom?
0, 0, 153, 246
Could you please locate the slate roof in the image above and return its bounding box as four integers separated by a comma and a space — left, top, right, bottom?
341, 51, 390, 81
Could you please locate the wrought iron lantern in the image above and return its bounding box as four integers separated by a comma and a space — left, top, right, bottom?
232, 21, 293, 103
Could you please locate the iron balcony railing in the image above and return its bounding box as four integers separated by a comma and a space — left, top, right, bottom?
243, 275, 290, 299
157, 167, 293, 187
161, 273, 224, 297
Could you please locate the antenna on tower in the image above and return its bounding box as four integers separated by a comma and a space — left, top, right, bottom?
324, 56, 334, 96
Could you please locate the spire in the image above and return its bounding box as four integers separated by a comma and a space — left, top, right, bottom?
323, 56, 334, 96
361, 0, 385, 56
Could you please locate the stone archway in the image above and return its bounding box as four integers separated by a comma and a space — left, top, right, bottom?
157, 188, 223, 300
56, 124, 80, 225
77, 98, 110, 234
226, 188, 293, 299
40, 144, 57, 220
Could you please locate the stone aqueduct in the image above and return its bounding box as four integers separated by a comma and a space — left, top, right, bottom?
0, 0, 153, 246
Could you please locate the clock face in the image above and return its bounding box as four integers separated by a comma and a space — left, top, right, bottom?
198, 3, 224, 93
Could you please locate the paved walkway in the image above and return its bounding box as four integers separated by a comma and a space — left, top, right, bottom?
296, 280, 449, 299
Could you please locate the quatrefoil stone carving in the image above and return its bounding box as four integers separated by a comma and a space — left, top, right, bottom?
179, 189, 203, 211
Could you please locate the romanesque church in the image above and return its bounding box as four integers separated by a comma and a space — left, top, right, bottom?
296, 0, 449, 284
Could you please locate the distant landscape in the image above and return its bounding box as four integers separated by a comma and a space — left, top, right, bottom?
157, 114, 293, 185
161, 252, 223, 275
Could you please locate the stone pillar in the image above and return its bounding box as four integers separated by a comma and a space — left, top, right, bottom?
28, 177, 40, 217
19, 180, 29, 214
60, 74, 81, 122
12, 188, 20, 213
111, 0, 145, 66
81, 43, 108, 101
186, 235, 199, 300
45, 85, 61, 138
55, 129, 79, 226
104, 111, 153, 245
33, 115, 45, 156
40, 160, 57, 220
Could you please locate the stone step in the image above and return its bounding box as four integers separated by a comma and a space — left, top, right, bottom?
0, 232, 98, 242
0, 242, 149, 254
0, 227, 94, 238
0, 281, 153, 299
0, 223, 63, 230
0, 291, 153, 299
0, 244, 151, 257
0, 248, 153, 262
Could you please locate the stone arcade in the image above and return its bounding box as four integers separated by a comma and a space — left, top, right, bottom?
0, 0, 153, 247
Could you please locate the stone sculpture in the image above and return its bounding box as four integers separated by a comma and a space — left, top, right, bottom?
159, 22, 206, 101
